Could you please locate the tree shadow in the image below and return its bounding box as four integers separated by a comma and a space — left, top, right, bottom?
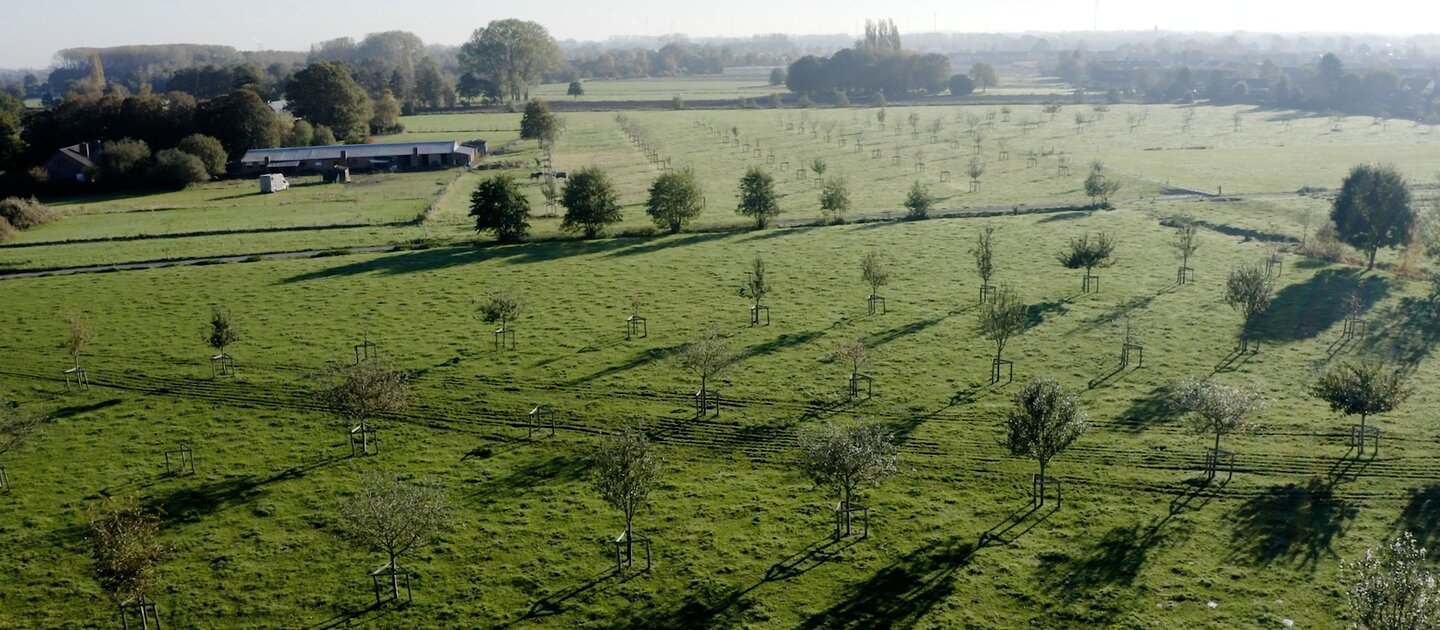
602, 232, 733, 258
302, 600, 401, 630
1230, 477, 1357, 570
1398, 485, 1440, 550
796, 536, 979, 629
1023, 301, 1069, 331
737, 225, 822, 242
281, 238, 635, 283
738, 330, 825, 360
599, 580, 762, 630
1251, 269, 1387, 344
1359, 297, 1440, 368
506, 569, 639, 625
49, 397, 123, 419
564, 344, 682, 386
1113, 385, 1177, 432
862, 316, 946, 348
1036, 211, 1091, 223
1037, 521, 1168, 596
142, 476, 267, 526
465, 454, 589, 504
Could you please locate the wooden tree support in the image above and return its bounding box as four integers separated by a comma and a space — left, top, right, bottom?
990, 358, 1014, 384
1204, 448, 1236, 483
939, 171, 951, 182
1120, 343, 1144, 369
1343, 317, 1367, 340
1350, 424, 1381, 457
1082, 274, 1100, 293
969, 180, 980, 193
64, 365, 89, 391
848, 373, 873, 399
1266, 254, 1284, 277
834, 502, 870, 541
370, 563, 413, 605
695, 389, 722, 417
0, 463, 9, 492
119, 595, 162, 630
979, 284, 996, 304
527, 405, 556, 439
1031, 474, 1063, 507
870, 149, 881, 159
1176, 266, 1194, 285
779, 161, 789, 170
914, 163, 925, 173
493, 327, 516, 351
867, 294, 886, 315
353, 340, 379, 364
349, 422, 378, 457
1027, 157, 1038, 168
794, 169, 806, 180
890, 155, 902, 166
612, 530, 653, 573
210, 353, 236, 378
750, 304, 770, 326
999, 150, 1009, 161
164, 444, 195, 477
625, 315, 648, 340
1058, 165, 1071, 176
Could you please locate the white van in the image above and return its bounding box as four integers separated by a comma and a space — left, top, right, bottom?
259, 173, 290, 193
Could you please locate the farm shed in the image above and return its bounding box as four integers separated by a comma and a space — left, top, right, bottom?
239, 140, 482, 175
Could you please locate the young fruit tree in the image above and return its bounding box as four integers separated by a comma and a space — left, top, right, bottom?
476, 290, 523, 350
1331, 164, 1415, 269
87, 498, 164, 618
675, 328, 736, 414
819, 176, 851, 223
1058, 232, 1117, 293
644, 169, 703, 234
560, 166, 622, 238
1311, 360, 1411, 455
1341, 531, 1440, 630
338, 471, 455, 601
1005, 377, 1089, 507
1172, 378, 1264, 480
834, 339, 872, 398
737, 166, 781, 229
1224, 263, 1274, 353
207, 305, 239, 358
859, 250, 890, 313
798, 420, 898, 539
972, 225, 997, 303
65, 311, 93, 370
469, 173, 532, 243
903, 180, 935, 220
965, 156, 987, 192
1170, 215, 1201, 284
592, 426, 661, 570
1083, 161, 1122, 207
739, 255, 773, 325
313, 358, 412, 434
977, 284, 1027, 383
519, 99, 561, 147
810, 157, 828, 179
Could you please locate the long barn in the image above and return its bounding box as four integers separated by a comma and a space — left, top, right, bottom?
239, 140, 484, 175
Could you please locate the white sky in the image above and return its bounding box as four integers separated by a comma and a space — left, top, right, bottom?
4, 0, 1437, 68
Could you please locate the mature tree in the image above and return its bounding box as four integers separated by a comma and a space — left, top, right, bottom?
675, 328, 735, 402
592, 426, 661, 567
644, 169, 702, 234
519, 99, 561, 146
560, 166, 621, 238
469, 174, 531, 243
146, 148, 208, 189
949, 74, 975, 96
194, 89, 280, 157
1171, 214, 1200, 282
99, 138, 151, 183
206, 305, 239, 357
1331, 164, 1415, 269
1311, 360, 1411, 437
338, 471, 454, 600
769, 67, 787, 86
978, 284, 1026, 367
87, 498, 164, 606
313, 358, 412, 427
1224, 263, 1274, 352
459, 19, 561, 103
903, 180, 935, 219
1058, 232, 1117, 291
567, 81, 584, 100
798, 420, 898, 538
820, 176, 851, 222
1005, 377, 1088, 505
176, 134, 227, 178
311, 124, 337, 146
970, 62, 999, 91
369, 89, 403, 135
860, 250, 890, 300
737, 166, 781, 229
1173, 378, 1264, 455
973, 224, 997, 299
65, 312, 93, 369
413, 57, 453, 109
286, 62, 371, 142
1341, 531, 1440, 630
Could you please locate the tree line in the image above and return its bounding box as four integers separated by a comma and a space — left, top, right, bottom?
783, 20, 953, 99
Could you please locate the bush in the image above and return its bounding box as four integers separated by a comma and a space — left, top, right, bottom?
671, 95, 685, 110
949, 74, 975, 96
99, 138, 152, 183
176, 134, 227, 178
870, 92, 886, 107
0, 216, 15, 241
798, 94, 814, 108
147, 149, 210, 190
1301, 222, 1348, 263
0, 196, 60, 230
832, 90, 850, 108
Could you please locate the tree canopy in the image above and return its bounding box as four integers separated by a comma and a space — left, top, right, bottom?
1331, 164, 1415, 269
644, 169, 703, 234
737, 166, 781, 229
286, 61, 372, 142
469, 174, 531, 243
560, 166, 622, 238
459, 19, 561, 103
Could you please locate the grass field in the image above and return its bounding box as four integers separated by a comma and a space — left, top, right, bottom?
3, 184, 1439, 627
528, 77, 784, 103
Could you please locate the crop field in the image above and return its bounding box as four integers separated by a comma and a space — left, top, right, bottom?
4, 173, 1440, 628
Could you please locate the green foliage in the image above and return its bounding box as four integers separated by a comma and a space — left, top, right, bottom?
737, 166, 780, 229
949, 74, 975, 96
469, 174, 531, 243
519, 99, 561, 145
567, 81, 584, 99
832, 90, 850, 108
1311, 360, 1411, 425
903, 180, 935, 219
560, 166, 622, 238
1058, 231, 1117, 273
798, 420, 898, 508
313, 358, 412, 424
972, 225, 996, 285
977, 283, 1026, 360
312, 124, 337, 146
99, 138, 152, 183
206, 305, 240, 353
1331, 164, 1415, 269
769, 68, 787, 86
860, 250, 889, 295
459, 19, 561, 103
1341, 531, 1440, 630
592, 426, 661, 535
969, 62, 999, 91
819, 176, 851, 222
196, 89, 280, 156
369, 89, 404, 135
147, 148, 208, 190
176, 134, 227, 178
644, 170, 703, 234
337, 471, 454, 599
286, 61, 372, 142
1224, 263, 1274, 342
1006, 377, 1088, 478
87, 498, 163, 603
1172, 378, 1264, 451
0, 196, 59, 231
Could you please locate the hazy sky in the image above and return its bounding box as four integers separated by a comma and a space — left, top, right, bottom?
5, 0, 1438, 68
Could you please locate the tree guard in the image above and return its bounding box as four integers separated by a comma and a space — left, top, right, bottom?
1176, 265, 1194, 285
1031, 474, 1063, 507
493, 327, 516, 351
625, 314, 647, 340
164, 444, 195, 477
120, 595, 162, 630
527, 405, 556, 439
750, 304, 770, 326
0, 463, 9, 492
210, 353, 236, 378
979, 284, 996, 304
370, 563, 413, 605
939, 171, 951, 182
1350, 424, 1381, 457
1082, 273, 1100, 293
834, 501, 870, 541
867, 294, 886, 315
612, 529, 652, 573
848, 373, 873, 399
695, 388, 722, 417
349, 422, 378, 457
990, 358, 1014, 384
64, 365, 89, 390
1204, 448, 1236, 483
353, 339, 379, 364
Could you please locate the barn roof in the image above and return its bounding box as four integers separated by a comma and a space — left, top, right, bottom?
240, 141, 476, 165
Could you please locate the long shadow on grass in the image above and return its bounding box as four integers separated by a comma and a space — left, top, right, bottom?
136, 454, 345, 528
1251, 269, 1387, 344
1359, 297, 1440, 368
738, 330, 825, 360
1230, 477, 1357, 570
281, 238, 639, 283
564, 344, 682, 386
1398, 485, 1440, 550
602, 231, 734, 258
1024, 301, 1069, 331
303, 600, 401, 630
50, 397, 124, 419
507, 569, 641, 625
464, 454, 588, 504
1113, 385, 1177, 432
863, 316, 947, 348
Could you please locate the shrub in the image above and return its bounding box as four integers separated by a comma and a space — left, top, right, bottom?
0, 216, 14, 241
176, 134, 227, 178
798, 94, 814, 108
147, 149, 210, 190
99, 138, 152, 183
1301, 222, 1348, 263
0, 196, 60, 230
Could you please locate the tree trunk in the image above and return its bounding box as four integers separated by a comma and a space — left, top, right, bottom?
388, 551, 399, 600
1360, 413, 1367, 432
1214, 429, 1222, 454
1037, 460, 1047, 506
625, 516, 634, 565
1367, 248, 1377, 270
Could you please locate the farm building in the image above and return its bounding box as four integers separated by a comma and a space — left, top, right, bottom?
43, 141, 102, 183
238, 140, 484, 175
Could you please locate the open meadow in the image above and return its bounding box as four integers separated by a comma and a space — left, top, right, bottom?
2, 94, 1440, 629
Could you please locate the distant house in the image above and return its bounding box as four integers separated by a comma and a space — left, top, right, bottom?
238, 140, 484, 175
44, 141, 101, 183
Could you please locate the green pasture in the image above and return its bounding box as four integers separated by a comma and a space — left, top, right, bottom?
2, 197, 1438, 627
529, 77, 782, 103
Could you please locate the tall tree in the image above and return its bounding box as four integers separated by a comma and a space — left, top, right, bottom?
798, 420, 898, 538
560, 166, 622, 238
592, 426, 661, 568
737, 166, 780, 229
970, 62, 999, 91
413, 57, 452, 109
286, 61, 372, 142
519, 99, 561, 147
469, 174, 531, 243
338, 471, 454, 600
1331, 164, 1415, 269
1341, 531, 1440, 630
369, 89, 403, 135
1005, 377, 1088, 506
176, 134, 227, 178
1311, 360, 1411, 438
644, 169, 703, 234
459, 19, 561, 103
